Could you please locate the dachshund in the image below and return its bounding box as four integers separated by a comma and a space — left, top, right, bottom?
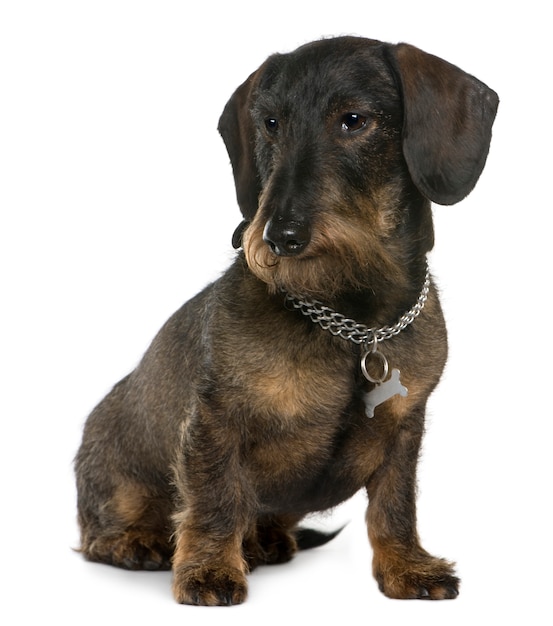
75, 36, 498, 605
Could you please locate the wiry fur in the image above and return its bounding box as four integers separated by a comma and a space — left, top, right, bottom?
75, 36, 498, 605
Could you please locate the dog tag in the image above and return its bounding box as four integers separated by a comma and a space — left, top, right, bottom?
363, 369, 408, 418
360, 342, 408, 418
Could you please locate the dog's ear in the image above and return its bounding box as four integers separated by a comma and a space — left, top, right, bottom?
218, 70, 262, 221
387, 43, 499, 205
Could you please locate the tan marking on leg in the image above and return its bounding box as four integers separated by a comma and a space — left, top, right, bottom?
172, 522, 248, 606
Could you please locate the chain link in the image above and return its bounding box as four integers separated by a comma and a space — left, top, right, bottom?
284, 262, 430, 346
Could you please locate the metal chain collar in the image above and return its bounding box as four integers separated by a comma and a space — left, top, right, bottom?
283, 261, 430, 348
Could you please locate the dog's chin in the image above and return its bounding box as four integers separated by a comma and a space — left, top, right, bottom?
242, 212, 410, 300
243, 231, 361, 300
242, 232, 309, 296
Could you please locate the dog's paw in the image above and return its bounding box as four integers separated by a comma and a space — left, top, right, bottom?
172, 564, 248, 606
84, 532, 172, 571
374, 552, 459, 600
244, 526, 298, 570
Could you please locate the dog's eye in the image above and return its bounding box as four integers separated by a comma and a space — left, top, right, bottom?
264, 118, 279, 133
341, 113, 368, 132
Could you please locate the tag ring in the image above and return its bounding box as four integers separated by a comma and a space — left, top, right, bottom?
360, 348, 389, 384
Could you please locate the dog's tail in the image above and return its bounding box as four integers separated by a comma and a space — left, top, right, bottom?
295, 526, 345, 551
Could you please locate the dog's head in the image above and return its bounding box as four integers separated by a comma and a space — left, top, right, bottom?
218, 37, 498, 298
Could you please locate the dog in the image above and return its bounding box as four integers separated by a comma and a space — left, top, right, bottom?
75, 36, 498, 605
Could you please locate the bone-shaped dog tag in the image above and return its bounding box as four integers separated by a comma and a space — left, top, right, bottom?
363, 369, 408, 418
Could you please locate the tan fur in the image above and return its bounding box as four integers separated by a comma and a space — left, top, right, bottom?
243, 191, 408, 299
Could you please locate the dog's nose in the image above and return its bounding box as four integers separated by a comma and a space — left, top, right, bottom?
263, 218, 311, 257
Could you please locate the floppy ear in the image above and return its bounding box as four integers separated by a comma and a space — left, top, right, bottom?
218, 70, 262, 221
387, 43, 499, 205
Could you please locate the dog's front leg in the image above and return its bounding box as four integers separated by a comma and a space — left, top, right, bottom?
172, 520, 248, 606
366, 411, 460, 600
171, 407, 253, 606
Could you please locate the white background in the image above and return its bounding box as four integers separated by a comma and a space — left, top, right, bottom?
1, 1, 551, 624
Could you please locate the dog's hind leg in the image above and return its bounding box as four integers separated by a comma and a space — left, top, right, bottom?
242, 514, 302, 570
75, 379, 174, 571
242, 514, 343, 570
77, 480, 174, 571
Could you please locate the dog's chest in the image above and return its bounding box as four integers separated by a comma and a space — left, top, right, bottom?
245, 406, 377, 514
242, 348, 354, 422
213, 291, 378, 506
235, 347, 376, 510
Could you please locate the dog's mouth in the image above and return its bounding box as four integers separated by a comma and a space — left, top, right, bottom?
241, 205, 407, 300
242, 217, 360, 299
